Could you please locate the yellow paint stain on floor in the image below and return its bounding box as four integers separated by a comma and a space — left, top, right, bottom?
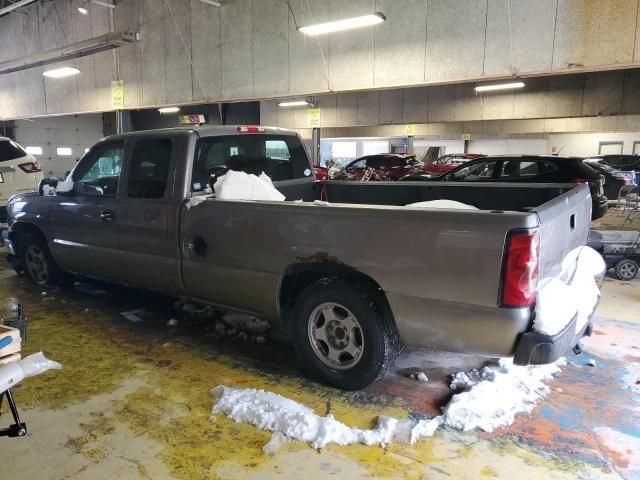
0, 271, 626, 479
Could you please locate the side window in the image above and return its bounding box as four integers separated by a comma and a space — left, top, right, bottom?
448, 161, 496, 181
73, 142, 124, 196
538, 160, 558, 175
348, 159, 366, 170
128, 139, 172, 199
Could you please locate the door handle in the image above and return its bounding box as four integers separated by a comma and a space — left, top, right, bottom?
100, 210, 115, 222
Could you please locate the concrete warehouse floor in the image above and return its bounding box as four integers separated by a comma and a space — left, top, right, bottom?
0, 248, 639, 479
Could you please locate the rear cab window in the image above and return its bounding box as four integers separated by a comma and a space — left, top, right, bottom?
191, 134, 310, 192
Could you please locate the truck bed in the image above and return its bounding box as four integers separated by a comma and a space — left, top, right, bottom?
181, 181, 592, 356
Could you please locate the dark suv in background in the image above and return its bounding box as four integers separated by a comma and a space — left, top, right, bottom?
402, 155, 608, 220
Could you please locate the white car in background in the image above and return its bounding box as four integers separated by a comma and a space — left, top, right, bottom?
0, 137, 43, 222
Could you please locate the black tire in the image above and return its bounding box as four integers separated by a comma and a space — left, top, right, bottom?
291, 279, 400, 390
615, 259, 638, 281
19, 233, 72, 287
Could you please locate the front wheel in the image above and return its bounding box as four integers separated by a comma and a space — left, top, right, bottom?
615, 259, 638, 281
19, 233, 71, 287
291, 279, 400, 390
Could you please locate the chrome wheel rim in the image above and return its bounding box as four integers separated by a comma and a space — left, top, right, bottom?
619, 262, 637, 280
25, 246, 49, 285
307, 302, 364, 370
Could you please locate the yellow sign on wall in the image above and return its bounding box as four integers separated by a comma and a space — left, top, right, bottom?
308, 108, 321, 128
111, 80, 124, 109
405, 124, 416, 136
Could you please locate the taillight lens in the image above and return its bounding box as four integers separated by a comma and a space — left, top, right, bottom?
18, 161, 42, 173
501, 231, 539, 307
575, 177, 600, 187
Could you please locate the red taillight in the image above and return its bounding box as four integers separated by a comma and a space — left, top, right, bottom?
18, 161, 42, 173
501, 231, 539, 307
575, 176, 603, 188
237, 126, 265, 133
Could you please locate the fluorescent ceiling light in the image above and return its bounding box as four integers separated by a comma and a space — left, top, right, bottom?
278, 100, 311, 107
474, 81, 525, 93
200, 0, 222, 6
158, 107, 180, 114
77, 6, 88, 14
0, 31, 136, 76
26, 146, 43, 155
298, 12, 386, 35
43, 66, 81, 78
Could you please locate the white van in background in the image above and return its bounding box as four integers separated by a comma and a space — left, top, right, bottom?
0, 137, 43, 222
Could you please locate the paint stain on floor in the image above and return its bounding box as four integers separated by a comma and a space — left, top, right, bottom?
1, 267, 639, 479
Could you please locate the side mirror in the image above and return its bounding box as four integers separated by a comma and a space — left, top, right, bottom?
39, 177, 59, 196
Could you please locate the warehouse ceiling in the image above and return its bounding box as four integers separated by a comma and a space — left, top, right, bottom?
0, 0, 639, 120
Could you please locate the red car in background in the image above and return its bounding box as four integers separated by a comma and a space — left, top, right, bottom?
340, 154, 426, 181
424, 153, 485, 176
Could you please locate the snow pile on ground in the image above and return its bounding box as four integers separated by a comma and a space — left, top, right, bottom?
534, 246, 605, 336
442, 358, 565, 433
55, 178, 74, 193
210, 358, 564, 451
210, 385, 442, 450
221, 313, 270, 333
406, 200, 479, 210
214, 170, 285, 202
409, 371, 429, 382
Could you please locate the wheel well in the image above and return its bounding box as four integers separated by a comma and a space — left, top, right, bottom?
278, 263, 396, 327
10, 222, 47, 255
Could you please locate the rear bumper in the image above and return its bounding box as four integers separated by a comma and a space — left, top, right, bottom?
513, 315, 592, 365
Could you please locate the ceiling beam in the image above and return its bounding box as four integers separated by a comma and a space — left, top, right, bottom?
0, 0, 37, 17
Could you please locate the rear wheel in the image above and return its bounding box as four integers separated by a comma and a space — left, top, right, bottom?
615, 259, 638, 281
19, 233, 71, 287
291, 279, 400, 390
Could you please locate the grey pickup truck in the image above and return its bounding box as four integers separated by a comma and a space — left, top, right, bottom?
3, 126, 599, 389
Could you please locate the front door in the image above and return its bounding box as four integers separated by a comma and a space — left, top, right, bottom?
50, 141, 124, 281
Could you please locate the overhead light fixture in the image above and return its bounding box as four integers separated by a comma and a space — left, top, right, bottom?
298, 12, 386, 36
43, 66, 81, 78
0, 31, 136, 76
77, 6, 88, 14
278, 100, 311, 107
158, 107, 180, 114
200, 0, 222, 6
474, 81, 525, 93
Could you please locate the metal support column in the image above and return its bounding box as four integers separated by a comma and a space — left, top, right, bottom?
407, 135, 414, 154
311, 127, 321, 167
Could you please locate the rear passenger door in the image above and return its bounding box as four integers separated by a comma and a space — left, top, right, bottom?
116, 136, 181, 294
